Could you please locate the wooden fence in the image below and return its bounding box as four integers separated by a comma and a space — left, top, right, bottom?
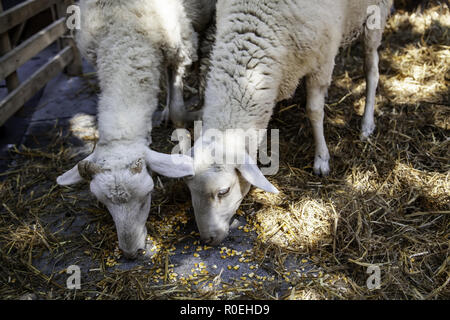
0, 0, 82, 126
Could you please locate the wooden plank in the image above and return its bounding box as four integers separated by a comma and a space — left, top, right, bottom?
0, 46, 73, 126
11, 21, 27, 47
0, 17, 66, 80
0, 2, 20, 92
50, 3, 62, 51
0, 0, 61, 34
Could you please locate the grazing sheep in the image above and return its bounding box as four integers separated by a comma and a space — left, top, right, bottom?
76, 0, 216, 128
185, 0, 393, 245
56, 0, 216, 259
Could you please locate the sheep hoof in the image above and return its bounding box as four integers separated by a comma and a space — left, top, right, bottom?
313, 155, 330, 176
360, 122, 375, 140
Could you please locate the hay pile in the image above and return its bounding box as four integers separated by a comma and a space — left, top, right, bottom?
0, 3, 449, 299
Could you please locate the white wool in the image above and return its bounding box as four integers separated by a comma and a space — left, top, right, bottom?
77, 0, 199, 149
58, 1, 211, 256
186, 0, 393, 245
202, 0, 393, 137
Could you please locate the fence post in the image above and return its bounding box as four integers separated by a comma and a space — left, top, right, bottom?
0, 2, 20, 93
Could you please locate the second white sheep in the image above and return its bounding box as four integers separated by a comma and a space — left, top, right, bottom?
185, 0, 393, 245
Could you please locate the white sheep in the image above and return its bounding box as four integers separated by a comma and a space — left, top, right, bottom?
185, 0, 393, 245
76, 0, 216, 128
56, 0, 215, 259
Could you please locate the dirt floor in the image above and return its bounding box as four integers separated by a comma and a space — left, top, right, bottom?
0, 3, 449, 300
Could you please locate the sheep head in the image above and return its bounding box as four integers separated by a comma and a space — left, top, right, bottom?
57, 148, 194, 259
185, 135, 278, 246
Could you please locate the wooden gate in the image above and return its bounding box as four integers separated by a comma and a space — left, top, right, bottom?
0, 0, 82, 126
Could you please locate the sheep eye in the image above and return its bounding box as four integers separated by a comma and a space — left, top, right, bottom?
218, 187, 230, 198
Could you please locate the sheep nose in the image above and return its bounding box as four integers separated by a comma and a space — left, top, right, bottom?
123, 250, 138, 260
201, 236, 215, 245
201, 234, 225, 246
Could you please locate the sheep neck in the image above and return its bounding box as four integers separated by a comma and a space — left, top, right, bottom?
202, 38, 281, 133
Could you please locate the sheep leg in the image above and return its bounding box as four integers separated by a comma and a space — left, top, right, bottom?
154, 66, 187, 128
361, 27, 382, 140
156, 67, 202, 128
306, 76, 330, 176
153, 68, 172, 127
169, 66, 204, 127
168, 67, 189, 128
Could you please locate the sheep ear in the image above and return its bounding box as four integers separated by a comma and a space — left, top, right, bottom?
145, 149, 194, 178
56, 154, 95, 186
237, 154, 279, 194
57, 164, 84, 186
